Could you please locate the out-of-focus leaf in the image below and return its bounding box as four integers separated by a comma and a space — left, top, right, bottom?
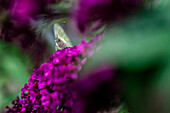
82, 1, 170, 113
118, 104, 129, 113
0, 41, 32, 111
50, 0, 75, 12
83, 0, 170, 71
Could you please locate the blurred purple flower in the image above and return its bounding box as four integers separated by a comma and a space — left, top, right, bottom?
6, 33, 103, 113
73, 0, 145, 32
0, 0, 58, 23
71, 66, 121, 113
0, 0, 65, 67
10, 0, 38, 22
9, 0, 58, 23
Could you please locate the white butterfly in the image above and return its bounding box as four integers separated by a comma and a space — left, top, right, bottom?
54, 23, 72, 50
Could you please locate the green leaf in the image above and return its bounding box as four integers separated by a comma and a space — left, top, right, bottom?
82, 1, 170, 113
0, 41, 31, 111
118, 104, 129, 113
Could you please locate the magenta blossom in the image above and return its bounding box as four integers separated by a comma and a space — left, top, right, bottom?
6, 33, 103, 113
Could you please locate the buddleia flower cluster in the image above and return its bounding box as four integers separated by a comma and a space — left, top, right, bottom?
6, 33, 103, 113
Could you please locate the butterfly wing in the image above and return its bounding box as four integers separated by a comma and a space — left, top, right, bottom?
54, 23, 72, 50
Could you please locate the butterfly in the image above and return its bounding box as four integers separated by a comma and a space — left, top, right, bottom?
54, 23, 72, 50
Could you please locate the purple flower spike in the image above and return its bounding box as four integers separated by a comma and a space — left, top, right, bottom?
73, 0, 145, 33
6, 33, 103, 113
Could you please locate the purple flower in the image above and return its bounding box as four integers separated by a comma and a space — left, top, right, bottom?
72, 0, 145, 33
6, 33, 103, 113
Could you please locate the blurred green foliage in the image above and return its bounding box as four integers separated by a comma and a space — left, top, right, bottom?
0, 41, 32, 111
50, 0, 75, 12
83, 1, 170, 113
118, 104, 129, 113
